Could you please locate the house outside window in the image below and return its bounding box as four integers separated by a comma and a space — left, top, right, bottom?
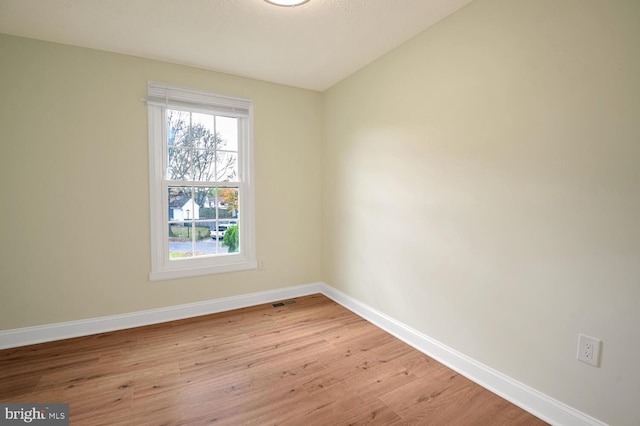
146, 82, 256, 281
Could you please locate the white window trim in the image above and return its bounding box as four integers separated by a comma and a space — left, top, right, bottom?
146, 82, 256, 281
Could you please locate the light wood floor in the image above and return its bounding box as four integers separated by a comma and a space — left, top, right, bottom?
0, 294, 547, 425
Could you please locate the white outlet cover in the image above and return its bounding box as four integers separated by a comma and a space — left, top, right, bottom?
577, 334, 601, 367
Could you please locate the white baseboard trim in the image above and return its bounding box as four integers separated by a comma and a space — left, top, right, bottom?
0, 282, 324, 350
318, 283, 607, 426
0, 281, 606, 426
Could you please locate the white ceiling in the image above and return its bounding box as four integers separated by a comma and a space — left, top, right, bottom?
0, 0, 473, 91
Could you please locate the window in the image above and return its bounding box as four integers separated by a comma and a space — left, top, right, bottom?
146, 82, 256, 280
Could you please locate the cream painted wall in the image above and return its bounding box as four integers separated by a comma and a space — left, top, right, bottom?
322, 0, 640, 424
0, 34, 322, 329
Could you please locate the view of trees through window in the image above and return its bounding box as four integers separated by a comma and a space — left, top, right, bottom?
166, 109, 240, 259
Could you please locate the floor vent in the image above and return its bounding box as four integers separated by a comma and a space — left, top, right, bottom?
272, 299, 297, 308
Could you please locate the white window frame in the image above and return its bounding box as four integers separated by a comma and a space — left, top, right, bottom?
146, 82, 256, 281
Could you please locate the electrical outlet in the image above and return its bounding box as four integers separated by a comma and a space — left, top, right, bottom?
258, 257, 266, 271
577, 334, 601, 367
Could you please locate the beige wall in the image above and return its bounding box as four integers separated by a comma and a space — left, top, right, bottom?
322, 0, 640, 424
0, 34, 322, 329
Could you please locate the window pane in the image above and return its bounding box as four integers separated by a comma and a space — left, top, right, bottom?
168, 147, 191, 180
204, 189, 240, 254
217, 188, 239, 220
195, 220, 228, 255
169, 222, 194, 259
191, 112, 215, 149
168, 187, 194, 222
168, 182, 194, 259
221, 222, 240, 253
216, 151, 238, 182
167, 110, 190, 147
191, 149, 216, 182
216, 116, 238, 152
193, 186, 216, 220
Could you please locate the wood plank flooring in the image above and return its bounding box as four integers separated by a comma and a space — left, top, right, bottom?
0, 294, 547, 425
